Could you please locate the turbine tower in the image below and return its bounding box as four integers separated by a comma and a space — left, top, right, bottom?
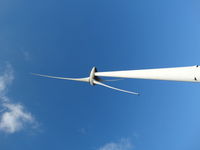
32, 65, 200, 95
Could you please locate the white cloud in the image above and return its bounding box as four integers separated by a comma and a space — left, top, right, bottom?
0, 63, 14, 95
98, 138, 134, 150
0, 103, 34, 133
0, 64, 36, 134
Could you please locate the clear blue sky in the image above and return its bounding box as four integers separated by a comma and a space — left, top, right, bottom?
1, 0, 200, 150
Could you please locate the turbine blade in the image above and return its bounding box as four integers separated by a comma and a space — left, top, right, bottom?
93, 80, 139, 95
94, 66, 200, 82
31, 73, 89, 82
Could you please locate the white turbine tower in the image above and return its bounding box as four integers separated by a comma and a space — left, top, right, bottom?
32, 65, 200, 95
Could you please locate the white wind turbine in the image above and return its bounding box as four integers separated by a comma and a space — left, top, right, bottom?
32, 65, 200, 95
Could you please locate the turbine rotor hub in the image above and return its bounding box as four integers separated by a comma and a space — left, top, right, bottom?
89, 67, 97, 85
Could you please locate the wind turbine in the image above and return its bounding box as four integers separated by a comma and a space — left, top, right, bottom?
32, 65, 200, 95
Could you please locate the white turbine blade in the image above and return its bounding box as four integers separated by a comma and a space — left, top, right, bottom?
95, 66, 200, 82
93, 80, 139, 95
31, 73, 89, 82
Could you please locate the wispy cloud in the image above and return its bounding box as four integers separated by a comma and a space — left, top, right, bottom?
22, 51, 31, 61
0, 64, 14, 95
98, 138, 134, 150
77, 127, 87, 135
0, 64, 36, 134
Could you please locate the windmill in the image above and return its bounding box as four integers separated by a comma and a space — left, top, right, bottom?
32, 65, 200, 95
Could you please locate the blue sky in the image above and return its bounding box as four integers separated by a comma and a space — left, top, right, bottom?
1, 0, 200, 150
